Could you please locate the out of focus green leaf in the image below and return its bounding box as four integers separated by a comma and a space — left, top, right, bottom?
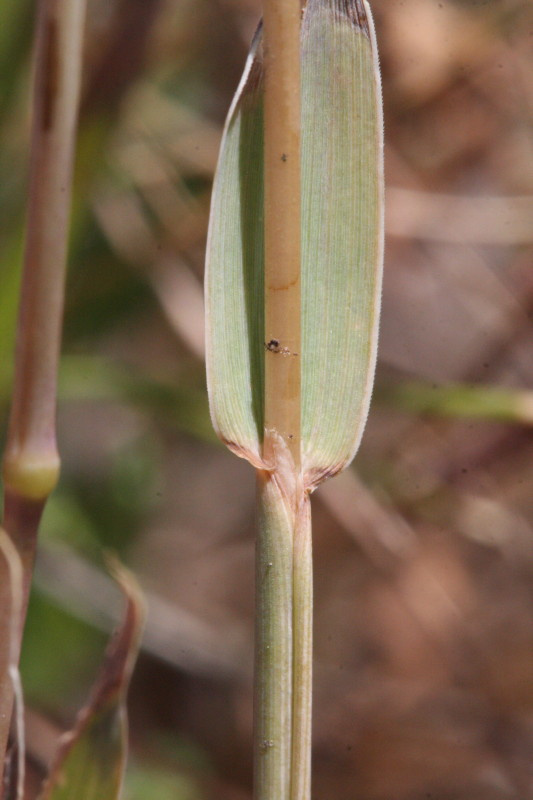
379, 380, 533, 425
0, 0, 32, 118
0, 233, 24, 395
125, 765, 202, 800
58, 355, 213, 442
21, 590, 105, 712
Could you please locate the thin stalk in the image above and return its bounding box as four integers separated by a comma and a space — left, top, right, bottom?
257, 2, 308, 800
255, 466, 313, 800
0, 0, 87, 766
208, 2, 383, 798
290, 495, 312, 800
255, 470, 294, 800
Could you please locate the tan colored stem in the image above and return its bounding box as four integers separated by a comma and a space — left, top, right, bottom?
0, 0, 87, 769
260, 3, 306, 798
262, 0, 301, 468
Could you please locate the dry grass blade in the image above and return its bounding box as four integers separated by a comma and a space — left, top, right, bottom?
38, 562, 145, 800
0, 529, 25, 800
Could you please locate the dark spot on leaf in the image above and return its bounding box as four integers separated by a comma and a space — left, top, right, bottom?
336, 0, 370, 36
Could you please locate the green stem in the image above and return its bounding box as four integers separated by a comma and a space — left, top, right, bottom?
255, 440, 313, 800
255, 469, 294, 800
291, 493, 312, 800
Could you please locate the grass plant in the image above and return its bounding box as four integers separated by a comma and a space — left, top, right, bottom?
0, 0, 383, 795
1, 0, 532, 798
205, 1, 384, 797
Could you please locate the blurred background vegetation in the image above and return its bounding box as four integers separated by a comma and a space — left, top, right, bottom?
1, 0, 533, 798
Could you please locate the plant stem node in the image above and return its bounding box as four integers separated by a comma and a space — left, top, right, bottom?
3, 453, 60, 501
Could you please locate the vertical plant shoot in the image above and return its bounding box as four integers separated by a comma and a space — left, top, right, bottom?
205, 0, 383, 798
3, 0, 87, 582
261, 1, 302, 797
0, 0, 87, 768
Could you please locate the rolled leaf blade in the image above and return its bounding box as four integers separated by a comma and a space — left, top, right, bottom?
205, 0, 383, 484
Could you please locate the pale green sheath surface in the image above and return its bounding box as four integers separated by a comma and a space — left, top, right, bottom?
205, 0, 384, 482
205, 28, 265, 466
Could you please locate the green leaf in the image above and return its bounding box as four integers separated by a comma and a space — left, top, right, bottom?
205, 0, 384, 484
125, 764, 202, 800
205, 26, 265, 466
38, 562, 145, 800
300, 0, 383, 485
58, 355, 214, 443
379, 379, 533, 425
